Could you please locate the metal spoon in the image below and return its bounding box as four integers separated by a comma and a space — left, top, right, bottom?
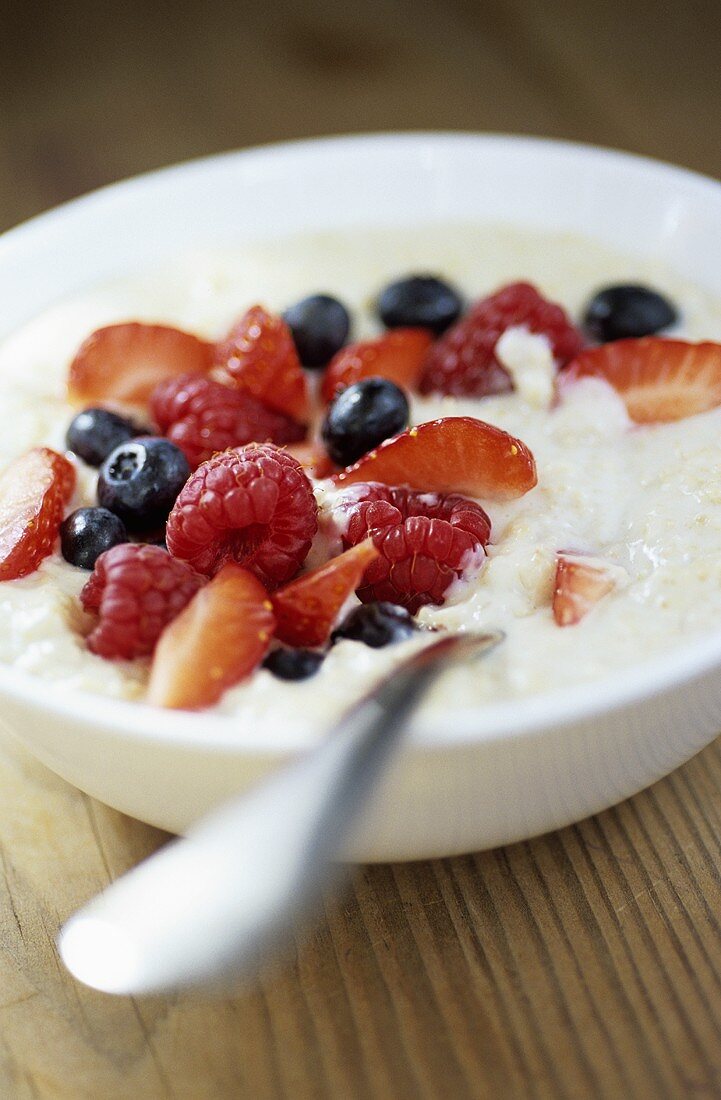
59, 631, 502, 995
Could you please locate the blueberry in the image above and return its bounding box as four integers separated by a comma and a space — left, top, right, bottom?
263, 647, 325, 681
332, 602, 418, 648
66, 408, 144, 467
97, 437, 190, 534
584, 284, 678, 342
283, 294, 351, 368
376, 274, 463, 335
60, 507, 128, 569
322, 378, 409, 467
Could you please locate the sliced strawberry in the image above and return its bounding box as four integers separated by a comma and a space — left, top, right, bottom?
552, 555, 615, 627
284, 441, 337, 479
0, 448, 76, 580
147, 563, 275, 710
68, 323, 214, 406
333, 417, 536, 500
212, 305, 310, 424
272, 540, 379, 647
321, 328, 433, 404
565, 338, 721, 423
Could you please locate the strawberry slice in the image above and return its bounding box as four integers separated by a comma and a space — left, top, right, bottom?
333, 417, 537, 500
285, 441, 337, 479
212, 305, 310, 424
0, 447, 76, 580
321, 328, 433, 403
552, 555, 615, 626
272, 540, 379, 647
565, 338, 721, 423
147, 563, 275, 710
68, 323, 214, 406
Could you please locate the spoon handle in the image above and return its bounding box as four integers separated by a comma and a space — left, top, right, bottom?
59, 631, 501, 995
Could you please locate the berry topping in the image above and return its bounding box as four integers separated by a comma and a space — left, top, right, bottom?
564, 338, 721, 423
147, 564, 275, 709
80, 543, 205, 659
285, 441, 337, 480
66, 408, 145, 467
332, 601, 418, 648
283, 294, 351, 368
212, 306, 310, 423
376, 274, 462, 334
166, 444, 318, 586
336, 484, 491, 612
321, 378, 410, 467
321, 329, 433, 403
584, 284, 678, 343
419, 282, 584, 397
333, 416, 537, 500
68, 323, 214, 406
98, 437, 190, 534
60, 507, 128, 570
0, 447, 76, 581
151, 373, 306, 469
272, 540, 379, 647
263, 647, 325, 681
552, 555, 615, 627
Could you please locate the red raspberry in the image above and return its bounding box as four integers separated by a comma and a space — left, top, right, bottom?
419, 282, 584, 397
81, 544, 205, 660
151, 374, 306, 469
334, 483, 491, 613
166, 444, 318, 587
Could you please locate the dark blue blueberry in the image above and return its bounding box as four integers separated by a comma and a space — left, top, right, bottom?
283, 294, 351, 368
332, 602, 418, 648
97, 437, 190, 534
60, 507, 128, 569
376, 274, 463, 335
263, 647, 325, 681
584, 284, 678, 342
66, 408, 144, 467
321, 378, 409, 467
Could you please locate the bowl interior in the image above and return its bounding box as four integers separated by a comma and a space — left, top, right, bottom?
2, 132, 721, 753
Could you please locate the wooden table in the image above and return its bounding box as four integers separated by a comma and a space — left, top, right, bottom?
2, 1, 721, 1095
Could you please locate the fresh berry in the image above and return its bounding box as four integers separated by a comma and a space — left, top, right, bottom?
166, 444, 318, 586
564, 338, 721, 423
285, 441, 337, 480
334, 416, 537, 500
584, 284, 678, 343
0, 447, 76, 581
552, 555, 615, 626
419, 282, 584, 397
212, 306, 310, 423
60, 507, 128, 569
68, 323, 214, 406
322, 378, 410, 467
376, 274, 462, 334
151, 373, 306, 469
272, 540, 379, 647
98, 437, 190, 534
147, 564, 275, 709
283, 294, 351, 368
321, 329, 433, 403
80, 543, 205, 659
263, 647, 325, 681
66, 408, 145, 467
335, 484, 490, 612
332, 601, 418, 648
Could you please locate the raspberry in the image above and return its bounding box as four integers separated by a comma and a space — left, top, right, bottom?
166, 444, 318, 587
151, 374, 306, 468
81, 543, 205, 660
419, 282, 584, 397
334, 483, 491, 612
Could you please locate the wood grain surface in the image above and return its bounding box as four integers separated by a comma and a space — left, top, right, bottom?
2, 1, 721, 1096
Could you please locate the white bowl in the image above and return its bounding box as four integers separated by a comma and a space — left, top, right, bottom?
2, 133, 721, 861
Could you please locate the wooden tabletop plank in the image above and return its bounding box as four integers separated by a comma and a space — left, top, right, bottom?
2, 0, 721, 1095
